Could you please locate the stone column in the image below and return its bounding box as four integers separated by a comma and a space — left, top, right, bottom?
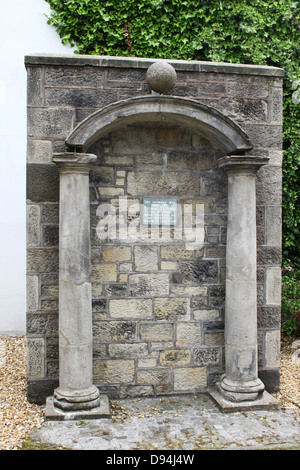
210, 155, 279, 411
45, 153, 110, 419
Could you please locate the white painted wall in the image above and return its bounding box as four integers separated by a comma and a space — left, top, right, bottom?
0, 0, 74, 335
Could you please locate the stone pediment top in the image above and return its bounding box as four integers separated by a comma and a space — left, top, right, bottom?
66, 95, 253, 155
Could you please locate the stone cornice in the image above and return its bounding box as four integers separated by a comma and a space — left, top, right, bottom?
52, 153, 97, 173
24, 53, 285, 78
217, 155, 270, 174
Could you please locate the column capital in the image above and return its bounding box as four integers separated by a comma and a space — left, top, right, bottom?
53, 152, 97, 173
217, 154, 269, 174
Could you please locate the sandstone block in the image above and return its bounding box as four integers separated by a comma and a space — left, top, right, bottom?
102, 245, 131, 262
140, 323, 174, 341
109, 299, 152, 319
176, 323, 202, 348
160, 349, 190, 366
265, 267, 281, 305
154, 298, 190, 321
27, 140, 53, 163
160, 245, 193, 260
93, 320, 137, 342
109, 342, 149, 358
127, 171, 200, 196
27, 338, 45, 379
173, 367, 207, 391
193, 347, 220, 366
26, 275, 39, 311
129, 273, 169, 297
27, 205, 40, 247
91, 263, 117, 282
137, 368, 171, 385
134, 245, 158, 271
93, 359, 135, 383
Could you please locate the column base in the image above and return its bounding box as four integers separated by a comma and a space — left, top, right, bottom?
209, 381, 280, 413
53, 385, 101, 411
45, 394, 111, 421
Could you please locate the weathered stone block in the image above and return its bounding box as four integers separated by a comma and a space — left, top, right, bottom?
93, 359, 135, 383
127, 171, 200, 196
129, 273, 169, 297
265, 330, 281, 368
27, 67, 44, 106
109, 299, 152, 319
222, 98, 268, 122
45, 66, 106, 87
27, 313, 58, 335
138, 357, 157, 368
90, 166, 114, 184
26, 338, 45, 379
140, 323, 174, 341
91, 263, 117, 282
173, 367, 207, 391
193, 347, 220, 366
102, 155, 135, 166
103, 284, 127, 297
98, 187, 124, 196
102, 246, 131, 262
176, 323, 202, 348
154, 298, 190, 321
157, 128, 191, 148
137, 368, 171, 385
256, 166, 282, 204
27, 107, 74, 139
93, 320, 137, 342
181, 260, 218, 283
27, 249, 58, 273
45, 87, 118, 109
134, 245, 158, 271
42, 226, 59, 247
160, 245, 193, 260
109, 343, 149, 358
171, 285, 207, 296
159, 349, 190, 366
265, 267, 281, 305
27, 164, 59, 202
111, 127, 156, 154
27, 140, 53, 163
257, 307, 281, 328
193, 309, 219, 321
26, 275, 39, 311
266, 206, 282, 246
27, 205, 40, 247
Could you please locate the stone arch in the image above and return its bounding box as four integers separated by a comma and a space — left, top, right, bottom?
66, 95, 252, 154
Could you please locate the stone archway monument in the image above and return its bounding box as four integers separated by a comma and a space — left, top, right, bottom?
26, 54, 282, 418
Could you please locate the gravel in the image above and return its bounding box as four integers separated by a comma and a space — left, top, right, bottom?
0, 335, 299, 450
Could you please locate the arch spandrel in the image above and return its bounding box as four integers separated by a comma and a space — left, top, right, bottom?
66, 96, 252, 154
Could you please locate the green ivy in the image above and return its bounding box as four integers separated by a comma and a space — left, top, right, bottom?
45, 0, 300, 265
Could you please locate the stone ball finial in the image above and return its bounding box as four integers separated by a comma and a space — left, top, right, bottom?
146, 61, 177, 94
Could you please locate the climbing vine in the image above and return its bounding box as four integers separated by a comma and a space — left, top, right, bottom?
45, 0, 300, 267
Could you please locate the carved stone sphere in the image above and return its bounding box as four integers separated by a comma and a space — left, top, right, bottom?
146, 61, 177, 94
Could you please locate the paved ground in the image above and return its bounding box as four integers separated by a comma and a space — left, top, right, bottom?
29, 393, 300, 451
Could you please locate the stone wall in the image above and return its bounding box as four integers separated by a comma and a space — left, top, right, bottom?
26, 54, 283, 403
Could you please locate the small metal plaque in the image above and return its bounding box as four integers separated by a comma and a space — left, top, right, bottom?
142, 197, 178, 225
